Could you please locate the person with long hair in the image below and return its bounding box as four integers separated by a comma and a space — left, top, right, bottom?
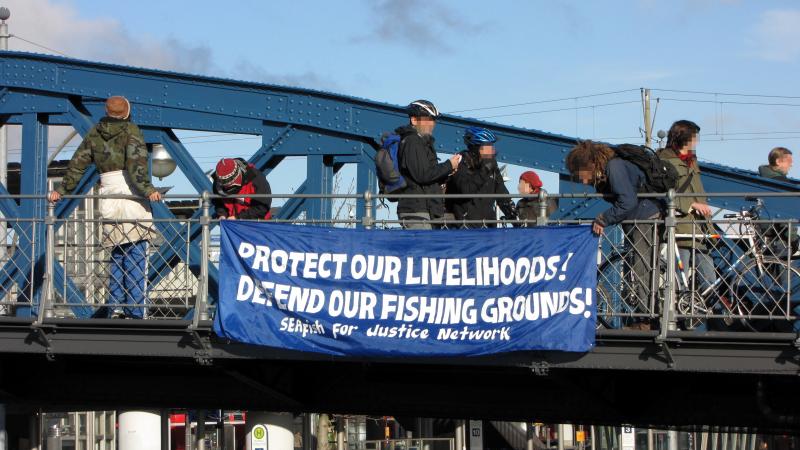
566, 140, 664, 329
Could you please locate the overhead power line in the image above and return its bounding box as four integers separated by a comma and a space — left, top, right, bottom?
475, 100, 640, 119
10, 34, 69, 57
652, 88, 800, 100
447, 89, 640, 114
660, 97, 800, 108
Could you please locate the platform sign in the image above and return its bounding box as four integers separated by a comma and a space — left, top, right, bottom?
621, 426, 635, 450
469, 420, 483, 450
250, 424, 268, 450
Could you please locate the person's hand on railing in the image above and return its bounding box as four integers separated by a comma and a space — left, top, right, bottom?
148, 191, 163, 202
592, 220, 604, 236
48, 191, 61, 203
690, 202, 712, 217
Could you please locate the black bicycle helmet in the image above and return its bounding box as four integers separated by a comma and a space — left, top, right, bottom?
406, 100, 440, 118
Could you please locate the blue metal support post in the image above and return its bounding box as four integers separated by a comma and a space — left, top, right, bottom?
16, 113, 48, 315
305, 155, 334, 221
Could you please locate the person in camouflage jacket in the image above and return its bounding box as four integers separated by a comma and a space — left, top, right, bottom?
49, 96, 162, 319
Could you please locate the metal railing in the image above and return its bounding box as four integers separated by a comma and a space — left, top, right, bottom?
1, 191, 798, 337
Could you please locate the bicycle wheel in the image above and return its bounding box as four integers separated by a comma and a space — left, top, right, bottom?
675, 290, 709, 330
596, 253, 640, 329
730, 257, 800, 332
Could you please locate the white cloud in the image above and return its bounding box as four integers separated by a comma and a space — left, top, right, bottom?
0, 0, 335, 88
747, 9, 800, 62
2, 0, 218, 74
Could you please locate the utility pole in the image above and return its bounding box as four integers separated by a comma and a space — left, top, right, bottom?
642, 88, 653, 148
0, 7, 10, 277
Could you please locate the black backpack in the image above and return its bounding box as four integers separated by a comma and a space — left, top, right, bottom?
613, 144, 679, 193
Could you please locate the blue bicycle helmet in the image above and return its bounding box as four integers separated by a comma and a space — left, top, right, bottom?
464, 126, 497, 147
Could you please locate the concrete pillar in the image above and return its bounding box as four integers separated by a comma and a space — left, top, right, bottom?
196, 410, 206, 450
423, 419, 433, 450
0, 404, 6, 450
185, 412, 193, 450
303, 413, 318, 450
455, 421, 464, 450
29, 413, 40, 450
118, 411, 161, 450
318, 414, 331, 450
526, 422, 535, 450
557, 425, 565, 450
336, 417, 345, 450
160, 410, 169, 450
245, 412, 293, 450
668, 430, 679, 450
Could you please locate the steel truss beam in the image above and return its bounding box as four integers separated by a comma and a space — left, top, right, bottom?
0, 50, 797, 320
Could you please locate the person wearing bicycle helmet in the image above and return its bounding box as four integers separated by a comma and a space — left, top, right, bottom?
445, 127, 516, 228
395, 100, 462, 229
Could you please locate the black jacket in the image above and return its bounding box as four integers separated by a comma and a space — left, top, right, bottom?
445, 150, 516, 228
396, 125, 453, 218
212, 159, 272, 220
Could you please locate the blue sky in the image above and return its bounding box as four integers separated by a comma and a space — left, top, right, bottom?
3, 0, 800, 201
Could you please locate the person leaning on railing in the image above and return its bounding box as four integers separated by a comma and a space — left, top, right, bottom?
212, 158, 272, 220
565, 140, 664, 330
657, 120, 718, 309
48, 96, 163, 320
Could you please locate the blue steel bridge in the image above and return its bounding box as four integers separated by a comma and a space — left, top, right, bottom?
1, 51, 800, 432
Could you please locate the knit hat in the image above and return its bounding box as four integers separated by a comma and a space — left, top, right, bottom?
105, 96, 131, 119
216, 158, 244, 192
520, 171, 543, 191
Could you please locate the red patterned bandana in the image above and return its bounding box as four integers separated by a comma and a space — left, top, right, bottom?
678, 151, 696, 167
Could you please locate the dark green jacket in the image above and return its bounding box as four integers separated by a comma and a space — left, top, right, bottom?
758, 165, 790, 182
57, 117, 156, 197
657, 148, 711, 249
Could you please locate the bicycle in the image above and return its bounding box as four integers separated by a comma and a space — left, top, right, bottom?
597, 198, 800, 331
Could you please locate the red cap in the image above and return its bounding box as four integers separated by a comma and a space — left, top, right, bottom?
215, 158, 243, 189
520, 171, 543, 191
